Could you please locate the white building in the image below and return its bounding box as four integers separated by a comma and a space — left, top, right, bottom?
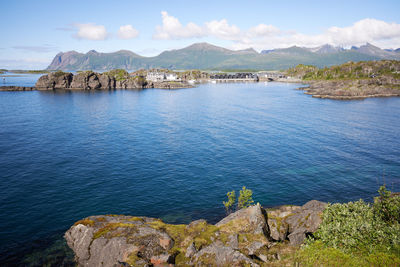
166, 73, 179, 81
146, 72, 166, 82
146, 72, 181, 82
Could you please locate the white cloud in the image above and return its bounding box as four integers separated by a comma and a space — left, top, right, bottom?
117, 25, 139, 39
153, 11, 205, 39
247, 24, 280, 37
232, 18, 400, 51
73, 23, 108, 40
326, 18, 400, 46
205, 19, 241, 40
153, 13, 400, 51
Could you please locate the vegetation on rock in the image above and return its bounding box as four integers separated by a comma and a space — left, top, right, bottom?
287, 60, 400, 81
238, 186, 255, 209
222, 186, 255, 213
296, 185, 400, 265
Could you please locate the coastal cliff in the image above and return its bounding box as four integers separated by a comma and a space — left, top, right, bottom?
35, 70, 149, 90
65, 201, 326, 266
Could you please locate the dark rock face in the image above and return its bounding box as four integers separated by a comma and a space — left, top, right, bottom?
35, 71, 149, 90
66, 202, 326, 266
70, 71, 101, 90
35, 72, 73, 90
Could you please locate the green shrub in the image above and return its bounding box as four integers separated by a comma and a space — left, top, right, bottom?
223, 190, 236, 214
374, 185, 400, 224
238, 186, 254, 209
222, 186, 255, 213
307, 185, 400, 260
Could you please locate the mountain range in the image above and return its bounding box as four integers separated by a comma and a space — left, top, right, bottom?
47, 42, 400, 71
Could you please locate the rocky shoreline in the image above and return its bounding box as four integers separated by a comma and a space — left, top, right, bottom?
65, 200, 326, 266
287, 60, 400, 100
297, 80, 400, 100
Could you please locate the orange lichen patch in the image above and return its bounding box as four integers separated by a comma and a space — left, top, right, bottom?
127, 217, 144, 222
96, 217, 107, 222
73, 218, 95, 227
93, 222, 137, 239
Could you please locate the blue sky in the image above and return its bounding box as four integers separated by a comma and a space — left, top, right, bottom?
1, 0, 400, 69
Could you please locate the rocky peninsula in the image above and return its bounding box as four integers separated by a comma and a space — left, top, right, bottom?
65, 201, 326, 266
287, 60, 400, 99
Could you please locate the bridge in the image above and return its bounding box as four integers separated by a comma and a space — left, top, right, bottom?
258, 71, 286, 81
209, 73, 259, 82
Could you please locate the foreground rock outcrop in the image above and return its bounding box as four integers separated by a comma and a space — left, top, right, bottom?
66, 201, 326, 266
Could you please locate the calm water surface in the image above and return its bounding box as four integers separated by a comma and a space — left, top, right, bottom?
0, 82, 399, 265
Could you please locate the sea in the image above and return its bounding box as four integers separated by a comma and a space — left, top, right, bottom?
0, 73, 399, 265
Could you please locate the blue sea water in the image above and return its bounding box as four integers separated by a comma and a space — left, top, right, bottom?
0, 72, 43, 87
0, 81, 399, 265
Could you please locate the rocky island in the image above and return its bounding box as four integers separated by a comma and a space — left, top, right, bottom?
0, 69, 196, 91
288, 60, 400, 99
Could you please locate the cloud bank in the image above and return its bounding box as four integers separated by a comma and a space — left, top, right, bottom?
73, 23, 108, 40
118, 25, 139, 39
153, 12, 400, 50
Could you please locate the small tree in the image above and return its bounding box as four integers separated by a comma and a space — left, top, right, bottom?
238, 186, 254, 209
374, 185, 400, 224
223, 190, 236, 214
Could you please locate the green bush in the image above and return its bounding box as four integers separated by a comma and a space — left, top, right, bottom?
222, 186, 255, 213
300, 185, 400, 265
223, 190, 236, 214
374, 185, 400, 224
238, 186, 254, 209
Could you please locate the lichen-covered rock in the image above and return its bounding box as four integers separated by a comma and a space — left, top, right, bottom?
65, 202, 325, 267
35, 71, 73, 89
216, 203, 269, 236
65, 216, 175, 266
284, 200, 326, 245
193, 241, 258, 267
266, 205, 300, 241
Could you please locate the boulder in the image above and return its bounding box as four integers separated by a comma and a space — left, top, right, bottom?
216, 203, 269, 236
65, 216, 175, 266
284, 200, 326, 245
193, 241, 258, 267
35, 71, 73, 89
266, 205, 300, 241
216, 204, 270, 261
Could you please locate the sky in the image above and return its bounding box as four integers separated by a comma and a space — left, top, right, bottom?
1, 0, 400, 69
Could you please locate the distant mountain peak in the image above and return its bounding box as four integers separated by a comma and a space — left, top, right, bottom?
309, 44, 344, 54
87, 50, 99, 55
185, 42, 229, 52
